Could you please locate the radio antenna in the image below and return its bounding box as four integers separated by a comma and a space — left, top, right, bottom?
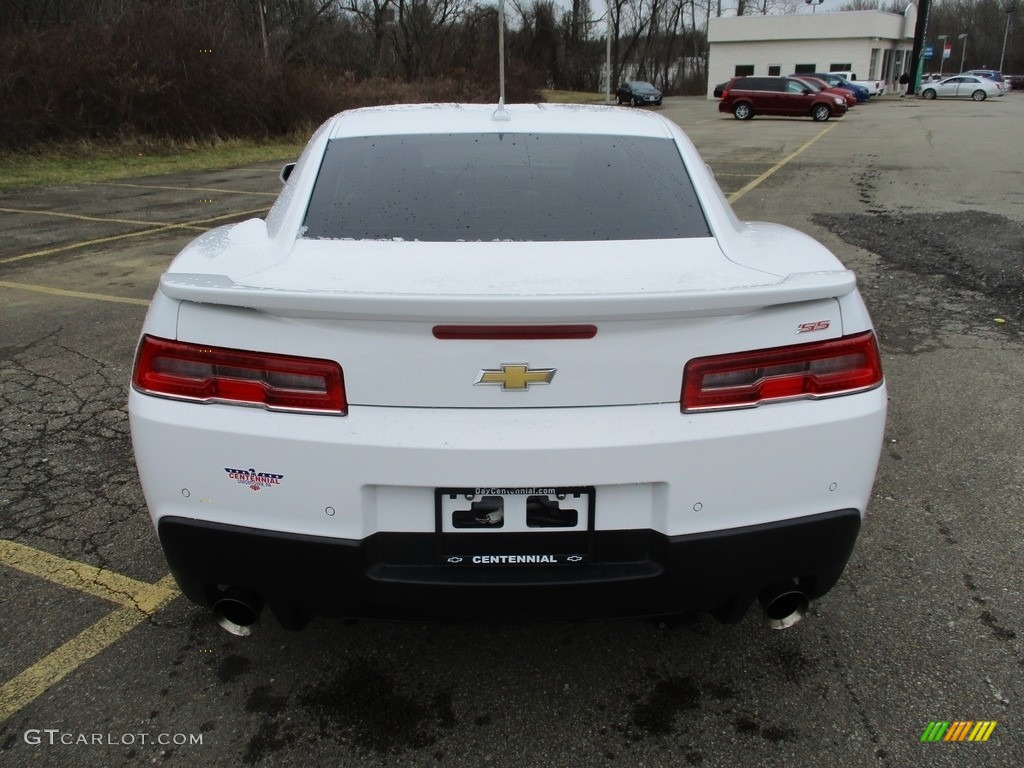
493, 0, 510, 120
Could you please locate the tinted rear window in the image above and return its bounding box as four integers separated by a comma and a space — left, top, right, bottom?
302, 133, 711, 242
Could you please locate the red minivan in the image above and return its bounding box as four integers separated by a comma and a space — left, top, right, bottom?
718, 76, 848, 122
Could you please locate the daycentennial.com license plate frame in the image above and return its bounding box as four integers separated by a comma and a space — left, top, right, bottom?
434, 486, 596, 566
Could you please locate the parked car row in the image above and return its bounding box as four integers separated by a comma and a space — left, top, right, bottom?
712, 69, 1013, 119
626, 69, 1015, 114
804, 72, 870, 102
714, 73, 871, 102
830, 70, 885, 96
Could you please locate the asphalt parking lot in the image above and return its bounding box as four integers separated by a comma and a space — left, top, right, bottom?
1, 94, 1022, 767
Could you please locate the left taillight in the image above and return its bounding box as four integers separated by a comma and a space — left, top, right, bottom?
682, 331, 883, 412
132, 335, 346, 415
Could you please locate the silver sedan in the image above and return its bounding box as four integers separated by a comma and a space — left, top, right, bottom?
920, 75, 1003, 101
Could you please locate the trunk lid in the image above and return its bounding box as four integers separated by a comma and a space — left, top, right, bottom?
167, 239, 854, 408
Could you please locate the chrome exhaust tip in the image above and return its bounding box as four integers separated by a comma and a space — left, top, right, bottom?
758, 583, 810, 630
212, 589, 263, 637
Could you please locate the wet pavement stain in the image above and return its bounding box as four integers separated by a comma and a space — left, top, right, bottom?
767, 645, 815, 686
978, 610, 1017, 641
243, 720, 297, 766
297, 658, 457, 754
629, 674, 701, 736
217, 654, 252, 683
246, 685, 290, 717
734, 715, 798, 743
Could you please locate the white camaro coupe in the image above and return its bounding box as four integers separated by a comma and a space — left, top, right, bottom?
129, 104, 887, 634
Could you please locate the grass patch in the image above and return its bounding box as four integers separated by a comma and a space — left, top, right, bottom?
0, 137, 307, 191
540, 89, 611, 105
0, 94, 618, 192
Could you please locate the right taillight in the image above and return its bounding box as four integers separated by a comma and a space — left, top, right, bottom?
682, 331, 883, 412
132, 335, 346, 415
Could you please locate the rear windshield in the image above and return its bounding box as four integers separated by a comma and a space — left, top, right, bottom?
302, 133, 711, 242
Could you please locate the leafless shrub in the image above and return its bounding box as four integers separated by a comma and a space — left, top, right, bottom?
0, 3, 538, 152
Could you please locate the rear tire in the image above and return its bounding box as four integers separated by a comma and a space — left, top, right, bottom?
922, 88, 937, 100
811, 104, 831, 122
733, 103, 753, 120
971, 89, 987, 101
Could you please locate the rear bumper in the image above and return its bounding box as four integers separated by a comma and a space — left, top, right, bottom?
159, 508, 861, 628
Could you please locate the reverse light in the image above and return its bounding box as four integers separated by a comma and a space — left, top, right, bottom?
682, 331, 883, 412
132, 335, 346, 414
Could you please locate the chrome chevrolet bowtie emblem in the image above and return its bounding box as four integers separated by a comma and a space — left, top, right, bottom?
475, 364, 556, 391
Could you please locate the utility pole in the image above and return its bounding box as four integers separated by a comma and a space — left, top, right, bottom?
907, 0, 931, 96
999, 5, 1016, 73
256, 0, 268, 61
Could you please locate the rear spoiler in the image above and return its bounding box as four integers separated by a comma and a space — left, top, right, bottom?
159, 270, 857, 322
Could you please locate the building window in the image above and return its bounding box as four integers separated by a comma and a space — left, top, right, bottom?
768, 65, 781, 76
829, 63, 853, 72
881, 50, 894, 81
734, 65, 754, 76
794, 64, 817, 74
893, 50, 905, 80
869, 49, 880, 80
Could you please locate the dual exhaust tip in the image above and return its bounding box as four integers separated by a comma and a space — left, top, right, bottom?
212, 589, 263, 637
210, 583, 810, 635
758, 582, 810, 630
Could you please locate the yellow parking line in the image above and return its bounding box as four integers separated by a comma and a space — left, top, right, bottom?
0, 206, 206, 231
728, 122, 840, 204
103, 182, 278, 197
0, 575, 179, 722
0, 226, 183, 265
0, 207, 270, 265
0, 280, 150, 306
0, 540, 168, 607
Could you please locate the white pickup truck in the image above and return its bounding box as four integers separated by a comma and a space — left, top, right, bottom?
831, 71, 886, 97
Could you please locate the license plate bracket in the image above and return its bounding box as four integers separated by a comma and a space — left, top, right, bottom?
434, 486, 595, 565
435, 486, 594, 533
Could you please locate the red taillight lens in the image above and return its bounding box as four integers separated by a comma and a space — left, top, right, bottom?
132, 335, 346, 415
682, 331, 883, 412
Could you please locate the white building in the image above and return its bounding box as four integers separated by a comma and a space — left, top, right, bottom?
707, 7, 918, 98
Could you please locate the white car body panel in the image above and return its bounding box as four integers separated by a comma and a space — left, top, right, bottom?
129, 387, 886, 540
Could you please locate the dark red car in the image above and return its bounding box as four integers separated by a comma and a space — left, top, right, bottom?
791, 76, 857, 108
717, 76, 848, 122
